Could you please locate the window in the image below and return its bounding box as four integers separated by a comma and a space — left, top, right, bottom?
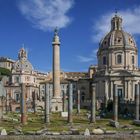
103, 56, 107, 65
8, 62, 11, 67
132, 55, 134, 64
81, 92, 85, 102
15, 94, 20, 102
15, 77, 19, 83
117, 54, 122, 64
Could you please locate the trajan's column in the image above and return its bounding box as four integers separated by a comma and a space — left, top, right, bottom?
51, 28, 62, 112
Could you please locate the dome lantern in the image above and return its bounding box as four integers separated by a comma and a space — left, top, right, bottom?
111, 14, 122, 31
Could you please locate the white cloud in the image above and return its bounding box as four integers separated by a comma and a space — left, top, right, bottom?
77, 48, 98, 63
92, 6, 140, 42
77, 56, 94, 62
18, 0, 74, 31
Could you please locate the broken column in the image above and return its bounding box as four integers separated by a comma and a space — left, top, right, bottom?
133, 84, 140, 125
62, 91, 66, 112
21, 83, 27, 124
77, 89, 80, 114
109, 84, 119, 127
68, 83, 73, 124
114, 84, 118, 122
136, 84, 139, 120
33, 90, 37, 114
90, 83, 96, 123
45, 83, 50, 124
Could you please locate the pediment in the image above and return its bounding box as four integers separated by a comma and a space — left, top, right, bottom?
111, 70, 133, 76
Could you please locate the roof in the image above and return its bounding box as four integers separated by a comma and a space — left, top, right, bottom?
0, 57, 15, 63
40, 72, 89, 84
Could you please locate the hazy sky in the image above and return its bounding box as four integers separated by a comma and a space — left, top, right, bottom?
0, 0, 140, 72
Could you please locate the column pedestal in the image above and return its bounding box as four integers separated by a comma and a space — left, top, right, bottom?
51, 97, 62, 112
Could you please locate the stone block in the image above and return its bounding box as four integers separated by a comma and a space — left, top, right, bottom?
61, 112, 68, 117
36, 128, 48, 135
1, 129, 7, 135
92, 128, 104, 135
133, 120, 140, 125
52, 132, 60, 135
109, 120, 119, 128
105, 130, 117, 134
60, 131, 71, 135
131, 130, 140, 134
70, 129, 80, 135
84, 128, 90, 136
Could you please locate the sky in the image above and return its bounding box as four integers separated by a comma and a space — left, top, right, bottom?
1, 0, 140, 72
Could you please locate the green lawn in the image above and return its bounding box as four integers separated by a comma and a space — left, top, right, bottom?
0, 109, 140, 133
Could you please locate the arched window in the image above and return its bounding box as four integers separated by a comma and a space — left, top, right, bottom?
132, 55, 134, 64
103, 56, 107, 65
117, 54, 122, 64
14, 93, 20, 102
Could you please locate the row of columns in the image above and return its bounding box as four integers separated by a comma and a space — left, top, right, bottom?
112, 83, 140, 124
44, 83, 96, 124
102, 80, 137, 102
20, 82, 140, 125
20, 84, 40, 125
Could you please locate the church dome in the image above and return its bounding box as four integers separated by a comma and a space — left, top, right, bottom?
13, 47, 33, 72
97, 13, 138, 71
99, 14, 137, 51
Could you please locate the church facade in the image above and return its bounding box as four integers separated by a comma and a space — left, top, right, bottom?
94, 14, 140, 106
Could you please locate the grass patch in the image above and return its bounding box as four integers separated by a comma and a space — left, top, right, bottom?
0, 111, 140, 133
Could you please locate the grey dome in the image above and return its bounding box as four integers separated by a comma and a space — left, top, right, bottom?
99, 15, 137, 51
13, 48, 33, 72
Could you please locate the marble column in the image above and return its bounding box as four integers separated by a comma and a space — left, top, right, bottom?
45, 84, 50, 124
6, 91, 8, 114
62, 91, 66, 112
136, 84, 139, 120
33, 90, 37, 114
77, 89, 80, 114
53, 28, 61, 99
132, 81, 135, 101
68, 83, 73, 123
90, 83, 96, 123
21, 83, 27, 124
113, 84, 118, 122
124, 81, 128, 100
52, 28, 62, 112
105, 80, 109, 107
110, 81, 114, 100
